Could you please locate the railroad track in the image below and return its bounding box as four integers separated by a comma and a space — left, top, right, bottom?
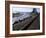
13, 14, 39, 30
21, 14, 40, 30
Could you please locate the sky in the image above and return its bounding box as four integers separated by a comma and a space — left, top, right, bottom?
12, 7, 40, 13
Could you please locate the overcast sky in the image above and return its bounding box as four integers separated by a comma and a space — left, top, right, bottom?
12, 7, 40, 13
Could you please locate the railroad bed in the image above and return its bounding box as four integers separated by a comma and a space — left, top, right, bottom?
13, 14, 39, 30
